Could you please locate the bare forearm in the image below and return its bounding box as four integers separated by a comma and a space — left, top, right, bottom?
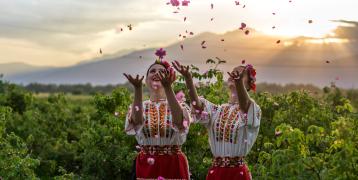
185, 77, 203, 110
131, 87, 143, 125
236, 80, 251, 113
164, 86, 184, 127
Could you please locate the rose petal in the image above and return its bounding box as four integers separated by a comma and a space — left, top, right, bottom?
235, 1, 240, 5
211, 3, 214, 9
240, 22, 246, 30
245, 30, 250, 35
183, 120, 189, 128
147, 157, 155, 165
184, 17, 187, 21
308, 20, 313, 24
242, 60, 246, 64
182, 0, 190, 6
192, 101, 197, 106
210, 17, 214, 21
135, 106, 140, 111
276, 40, 281, 44
180, 44, 184, 50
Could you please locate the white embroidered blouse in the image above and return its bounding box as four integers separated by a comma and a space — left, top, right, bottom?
125, 100, 192, 146
193, 98, 261, 157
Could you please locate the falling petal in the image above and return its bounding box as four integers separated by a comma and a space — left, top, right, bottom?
240, 22, 247, 30
139, 56, 142, 59
326, 60, 330, 63
173, 11, 179, 13
192, 101, 197, 106
147, 158, 155, 165
99, 48, 102, 54
243, 5, 246, 8
240, 171, 244, 175
182, 0, 190, 6
135, 106, 139, 111
128, 24, 132, 30
242, 60, 246, 64
221, 39, 225, 41
176, 90, 185, 101
272, 12, 276, 15
189, 32, 194, 35
202, 46, 207, 49
276, 40, 281, 44
210, 170, 215, 174
183, 35, 187, 38
308, 20, 313, 24
180, 44, 184, 50
210, 17, 214, 21
184, 17, 187, 21
183, 120, 189, 128
272, 26, 276, 29
235, 1, 240, 5
201, 41, 206, 45
245, 30, 250, 35
170, 0, 180, 6
211, 3, 214, 9
179, 34, 182, 37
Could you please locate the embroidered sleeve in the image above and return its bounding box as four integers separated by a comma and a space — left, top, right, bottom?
191, 98, 219, 126
171, 102, 192, 134
124, 103, 145, 135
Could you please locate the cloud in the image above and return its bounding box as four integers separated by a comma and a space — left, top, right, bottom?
331, 20, 358, 40
0, 0, 173, 53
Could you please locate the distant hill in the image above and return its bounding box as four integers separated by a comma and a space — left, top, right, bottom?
3, 28, 358, 88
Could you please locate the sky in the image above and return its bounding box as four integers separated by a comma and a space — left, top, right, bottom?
0, 0, 358, 67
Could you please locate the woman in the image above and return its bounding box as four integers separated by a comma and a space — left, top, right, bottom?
123, 51, 191, 180
173, 61, 261, 180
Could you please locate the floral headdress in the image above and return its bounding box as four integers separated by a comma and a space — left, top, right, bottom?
245, 64, 257, 92
146, 48, 175, 79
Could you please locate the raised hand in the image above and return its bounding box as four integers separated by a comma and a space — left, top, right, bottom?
227, 68, 246, 83
158, 70, 176, 88
123, 73, 144, 88
172, 60, 191, 79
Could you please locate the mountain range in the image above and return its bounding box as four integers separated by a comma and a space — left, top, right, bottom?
2, 26, 358, 88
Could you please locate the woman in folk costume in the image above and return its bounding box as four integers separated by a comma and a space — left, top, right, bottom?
123, 49, 191, 180
173, 61, 261, 180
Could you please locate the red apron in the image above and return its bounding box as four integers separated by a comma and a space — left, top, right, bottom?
136, 145, 189, 180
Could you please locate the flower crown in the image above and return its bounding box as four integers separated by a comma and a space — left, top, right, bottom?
152, 48, 176, 79
245, 64, 257, 92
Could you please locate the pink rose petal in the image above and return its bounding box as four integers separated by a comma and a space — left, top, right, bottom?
210, 170, 215, 174
157, 176, 165, 180
239, 22, 246, 30
183, 120, 189, 128
175, 90, 185, 101
135, 106, 139, 111
182, 0, 190, 6
170, 0, 180, 6
235, 1, 240, 5
192, 101, 197, 106
147, 157, 155, 165
240, 171, 244, 175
